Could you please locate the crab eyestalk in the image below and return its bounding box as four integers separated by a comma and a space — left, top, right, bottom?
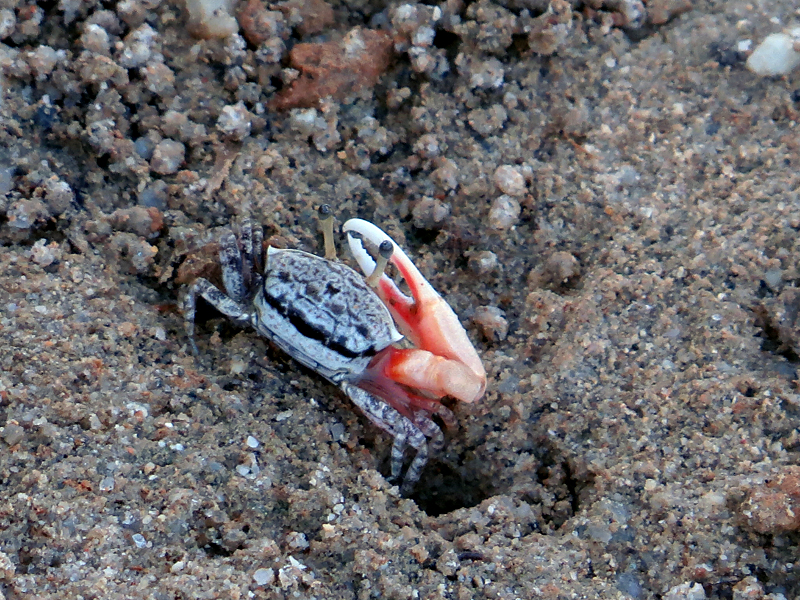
366, 240, 393, 288
318, 204, 337, 261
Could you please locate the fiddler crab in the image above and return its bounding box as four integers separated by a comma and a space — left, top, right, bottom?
182, 207, 486, 493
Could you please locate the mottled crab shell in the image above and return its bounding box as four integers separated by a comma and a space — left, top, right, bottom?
253, 247, 403, 384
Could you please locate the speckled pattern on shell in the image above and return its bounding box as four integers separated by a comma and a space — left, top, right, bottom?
254, 248, 400, 382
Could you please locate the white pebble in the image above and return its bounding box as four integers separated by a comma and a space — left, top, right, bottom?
413, 133, 439, 159
118, 24, 157, 69
81, 23, 110, 54
253, 567, 274, 586
468, 250, 498, 275
488, 195, 521, 230
131, 533, 147, 548
286, 532, 309, 550
473, 306, 509, 341
0, 9, 15, 40
216, 102, 252, 141
30, 239, 62, 267
663, 582, 706, 600
493, 165, 526, 196
246, 435, 259, 448
746, 33, 800, 76
186, 0, 238, 39
150, 139, 185, 174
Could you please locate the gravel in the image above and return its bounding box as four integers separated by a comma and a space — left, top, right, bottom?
1, 0, 800, 598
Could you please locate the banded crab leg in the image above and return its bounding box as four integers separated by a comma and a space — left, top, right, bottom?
343, 219, 486, 404
342, 382, 431, 494
183, 219, 265, 356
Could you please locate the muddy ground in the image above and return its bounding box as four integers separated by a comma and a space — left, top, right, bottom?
1, 0, 800, 598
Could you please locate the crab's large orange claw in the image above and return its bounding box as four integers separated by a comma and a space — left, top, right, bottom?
344, 219, 486, 403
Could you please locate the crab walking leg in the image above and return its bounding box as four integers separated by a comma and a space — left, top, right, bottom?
413, 412, 444, 452
239, 220, 265, 292
219, 232, 248, 303
400, 438, 429, 495
342, 383, 430, 492
183, 278, 251, 354
251, 221, 264, 275
344, 219, 486, 402
238, 221, 255, 285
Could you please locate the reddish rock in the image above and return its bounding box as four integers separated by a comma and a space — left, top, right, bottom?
271, 27, 393, 110
739, 466, 800, 534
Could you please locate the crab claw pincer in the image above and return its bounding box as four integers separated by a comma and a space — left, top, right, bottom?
343, 219, 486, 404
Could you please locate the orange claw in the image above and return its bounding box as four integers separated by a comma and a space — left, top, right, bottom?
343, 219, 486, 403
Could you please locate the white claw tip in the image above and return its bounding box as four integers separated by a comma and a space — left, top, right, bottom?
343, 219, 397, 278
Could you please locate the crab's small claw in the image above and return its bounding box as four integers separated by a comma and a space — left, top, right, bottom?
344, 219, 486, 403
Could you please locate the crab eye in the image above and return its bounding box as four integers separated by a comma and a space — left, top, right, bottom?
318, 204, 337, 260
378, 240, 393, 259
365, 240, 394, 288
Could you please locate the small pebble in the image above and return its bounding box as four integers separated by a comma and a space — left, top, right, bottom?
0, 550, 15, 579
80, 23, 110, 54
0, 9, 15, 40
137, 181, 168, 209
494, 165, 526, 196
118, 24, 157, 69
131, 533, 147, 548
253, 567, 274, 586
663, 582, 707, 600
468, 251, 498, 275
430, 158, 458, 190
171, 561, 185, 573
229, 357, 247, 374
185, 0, 238, 39
2, 424, 24, 446
412, 196, 451, 229
44, 179, 74, 215
150, 139, 185, 174
29, 239, 62, 266
473, 306, 509, 341
731, 576, 764, 600
217, 102, 252, 141
286, 531, 309, 550
7, 199, 48, 229
488, 195, 521, 229
413, 133, 439, 159
470, 58, 505, 89
143, 62, 175, 96
246, 435, 259, 448
543, 251, 579, 284
746, 32, 800, 76
134, 136, 156, 160
25, 45, 60, 79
